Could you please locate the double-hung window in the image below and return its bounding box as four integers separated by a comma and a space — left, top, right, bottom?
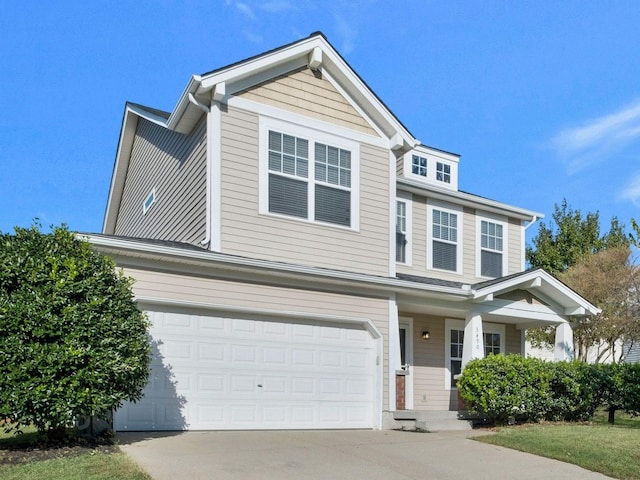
314, 143, 351, 226
268, 132, 309, 219
480, 219, 504, 278
261, 119, 358, 229
432, 208, 458, 272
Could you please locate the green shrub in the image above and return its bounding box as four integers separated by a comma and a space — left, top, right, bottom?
457, 355, 614, 424
0, 225, 151, 437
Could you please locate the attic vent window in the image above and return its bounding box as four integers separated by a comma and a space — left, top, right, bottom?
143, 189, 156, 215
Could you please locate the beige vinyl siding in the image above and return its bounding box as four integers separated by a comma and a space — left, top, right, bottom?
397, 198, 528, 283
395, 152, 404, 176
396, 197, 482, 284
461, 207, 476, 279
407, 314, 453, 411
505, 324, 522, 355
403, 314, 524, 411
114, 117, 207, 245
238, 67, 377, 136
124, 266, 390, 409
219, 105, 390, 276
508, 218, 523, 274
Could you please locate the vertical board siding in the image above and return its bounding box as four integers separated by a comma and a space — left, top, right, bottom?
114, 117, 207, 245
125, 267, 390, 409
238, 68, 377, 136
220, 105, 390, 276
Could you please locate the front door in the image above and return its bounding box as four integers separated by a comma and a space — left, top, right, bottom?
399, 319, 414, 409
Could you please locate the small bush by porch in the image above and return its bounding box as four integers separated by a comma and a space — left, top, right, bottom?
457, 355, 640, 425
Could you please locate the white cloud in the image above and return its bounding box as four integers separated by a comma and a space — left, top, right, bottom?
549, 99, 640, 175
334, 15, 356, 54
234, 2, 256, 20
619, 172, 640, 207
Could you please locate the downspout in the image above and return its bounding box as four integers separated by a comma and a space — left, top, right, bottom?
188, 91, 212, 249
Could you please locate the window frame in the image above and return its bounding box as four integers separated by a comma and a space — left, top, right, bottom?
259, 117, 360, 231
476, 214, 508, 279
427, 202, 463, 274
444, 319, 505, 390
395, 192, 412, 266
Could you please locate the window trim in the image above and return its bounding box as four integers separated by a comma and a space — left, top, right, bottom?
444, 319, 505, 390
395, 192, 412, 266
476, 214, 508, 279
427, 202, 463, 274
259, 116, 360, 231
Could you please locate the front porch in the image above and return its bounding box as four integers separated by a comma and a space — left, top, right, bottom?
388, 270, 599, 422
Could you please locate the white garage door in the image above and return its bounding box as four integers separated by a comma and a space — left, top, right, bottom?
115, 310, 377, 431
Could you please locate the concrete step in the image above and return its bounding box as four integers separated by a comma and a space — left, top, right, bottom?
391, 410, 472, 432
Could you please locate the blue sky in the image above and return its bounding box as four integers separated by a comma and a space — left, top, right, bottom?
2, 1, 640, 246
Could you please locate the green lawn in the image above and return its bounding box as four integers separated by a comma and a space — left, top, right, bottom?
476, 412, 640, 480
0, 426, 151, 480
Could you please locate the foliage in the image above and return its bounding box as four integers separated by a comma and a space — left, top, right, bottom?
525, 200, 639, 359
456, 355, 640, 424
526, 199, 631, 276
0, 224, 150, 436
560, 247, 640, 362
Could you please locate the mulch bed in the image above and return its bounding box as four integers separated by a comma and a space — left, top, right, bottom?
0, 431, 118, 465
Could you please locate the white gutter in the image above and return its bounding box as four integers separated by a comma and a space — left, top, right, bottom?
525, 215, 539, 230
397, 177, 542, 221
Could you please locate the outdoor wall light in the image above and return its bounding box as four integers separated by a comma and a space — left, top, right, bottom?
422, 331, 430, 340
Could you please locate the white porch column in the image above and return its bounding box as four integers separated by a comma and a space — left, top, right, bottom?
461, 312, 484, 367
554, 322, 574, 361
388, 296, 401, 411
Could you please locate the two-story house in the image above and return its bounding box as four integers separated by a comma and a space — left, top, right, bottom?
89, 32, 599, 432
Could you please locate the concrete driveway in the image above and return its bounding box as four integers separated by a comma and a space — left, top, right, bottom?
118, 429, 612, 480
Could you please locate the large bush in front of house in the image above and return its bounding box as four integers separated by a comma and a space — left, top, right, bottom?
457, 355, 607, 424
0, 224, 150, 438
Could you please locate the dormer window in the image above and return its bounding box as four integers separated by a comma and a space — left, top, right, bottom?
403, 148, 458, 190
436, 162, 451, 183
412, 155, 427, 177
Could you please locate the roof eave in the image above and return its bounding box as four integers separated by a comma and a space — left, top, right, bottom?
84, 234, 468, 300
397, 177, 543, 222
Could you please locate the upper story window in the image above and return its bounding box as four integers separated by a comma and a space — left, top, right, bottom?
403, 148, 458, 190
432, 208, 458, 272
268, 132, 309, 219
396, 201, 407, 263
395, 193, 412, 265
436, 162, 451, 183
143, 188, 156, 215
260, 117, 359, 230
479, 219, 506, 278
411, 155, 427, 177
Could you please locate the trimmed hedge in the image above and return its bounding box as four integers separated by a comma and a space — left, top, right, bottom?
457, 355, 640, 425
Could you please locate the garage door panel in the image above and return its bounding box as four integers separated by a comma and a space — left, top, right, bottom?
115, 310, 376, 431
